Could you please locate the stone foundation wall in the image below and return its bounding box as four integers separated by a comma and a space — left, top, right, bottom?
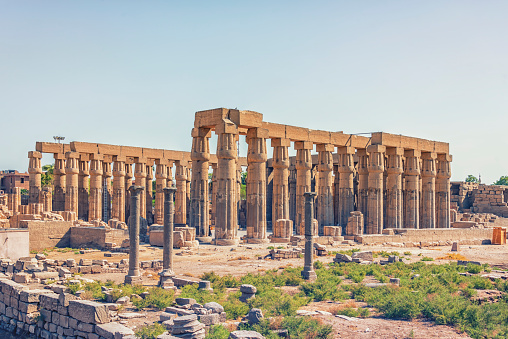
70, 227, 129, 250
25, 221, 72, 251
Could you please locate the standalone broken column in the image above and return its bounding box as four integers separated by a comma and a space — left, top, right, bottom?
125, 185, 144, 285
436, 154, 452, 228
421, 152, 437, 229
175, 161, 188, 226
385, 147, 403, 229
112, 156, 126, 222
302, 192, 317, 281
159, 187, 176, 289
53, 153, 66, 211
294, 141, 313, 234
40, 187, 52, 212
65, 152, 79, 215
214, 119, 239, 246
88, 154, 103, 221
155, 160, 168, 225
78, 155, 90, 220
245, 127, 268, 243
404, 150, 421, 229
366, 145, 385, 234
356, 149, 369, 230
337, 146, 355, 227
28, 151, 42, 204
272, 138, 291, 226
316, 144, 334, 233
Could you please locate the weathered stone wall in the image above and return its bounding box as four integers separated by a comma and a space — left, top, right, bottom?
70, 227, 129, 249
472, 185, 508, 217
24, 221, 72, 251
0, 230, 29, 260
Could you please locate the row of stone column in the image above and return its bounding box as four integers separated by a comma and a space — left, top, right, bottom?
27, 151, 190, 225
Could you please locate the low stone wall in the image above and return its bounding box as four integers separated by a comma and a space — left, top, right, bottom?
356, 227, 493, 246
70, 227, 129, 250
0, 229, 29, 260
25, 221, 72, 251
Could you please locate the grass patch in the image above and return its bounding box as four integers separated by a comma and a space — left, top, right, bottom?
134, 323, 165, 339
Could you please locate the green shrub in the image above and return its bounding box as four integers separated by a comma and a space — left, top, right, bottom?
421, 257, 434, 262
335, 306, 370, 318
134, 323, 165, 339
466, 263, 482, 274
281, 316, 333, 339
133, 287, 175, 310
206, 324, 230, 339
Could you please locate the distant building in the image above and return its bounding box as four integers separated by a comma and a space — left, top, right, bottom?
0, 170, 29, 193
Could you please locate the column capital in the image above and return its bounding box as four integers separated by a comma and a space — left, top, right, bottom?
129, 185, 144, 195
386, 147, 404, 156
28, 151, 42, 159
421, 152, 437, 160
54, 153, 66, 160
191, 127, 211, 138
404, 149, 421, 158
367, 144, 386, 154
316, 143, 334, 152
294, 141, 313, 150
90, 153, 104, 161
215, 119, 238, 135
246, 127, 269, 140
134, 156, 147, 164
337, 146, 355, 155
437, 153, 452, 162
113, 155, 127, 162
271, 138, 291, 148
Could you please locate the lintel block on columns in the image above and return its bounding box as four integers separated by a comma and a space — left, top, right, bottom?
263, 122, 286, 139
246, 127, 269, 139
337, 146, 355, 155
386, 147, 404, 156
366, 144, 386, 154
271, 138, 291, 148
404, 149, 421, 158
69, 142, 99, 154
113, 155, 127, 162
228, 109, 263, 128
54, 153, 66, 160
437, 154, 452, 162
91, 153, 104, 161
191, 127, 212, 138
309, 130, 331, 144
79, 153, 90, 162
215, 119, 238, 134
103, 155, 114, 163
98, 144, 121, 156
28, 151, 42, 159
294, 141, 313, 150
286, 125, 310, 141
316, 143, 335, 152
120, 146, 143, 158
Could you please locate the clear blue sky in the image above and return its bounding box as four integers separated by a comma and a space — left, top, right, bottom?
1, 1, 507, 183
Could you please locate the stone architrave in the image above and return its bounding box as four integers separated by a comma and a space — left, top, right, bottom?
294, 141, 313, 234
271, 138, 291, 227
145, 162, 154, 224
421, 152, 437, 229
356, 149, 369, 229
190, 127, 211, 240
159, 187, 176, 288
53, 153, 66, 211
245, 127, 268, 243
337, 146, 355, 227
28, 151, 42, 204
134, 158, 147, 221
125, 186, 144, 285
385, 147, 403, 229
155, 160, 168, 225
78, 154, 90, 220
175, 161, 188, 225
124, 162, 133, 222
366, 145, 385, 234
112, 156, 126, 222
316, 144, 334, 233
102, 158, 113, 222
436, 154, 452, 228
89, 154, 103, 221
404, 150, 421, 229
214, 119, 239, 246
302, 192, 317, 281
65, 152, 79, 215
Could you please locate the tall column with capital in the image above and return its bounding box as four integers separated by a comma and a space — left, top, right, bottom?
316, 144, 334, 233
337, 146, 355, 227
215, 120, 239, 245
210, 163, 218, 227
436, 154, 452, 228
357, 149, 369, 231
78, 155, 90, 220
53, 153, 66, 211
28, 151, 42, 204
190, 127, 211, 239
294, 141, 313, 234
245, 127, 268, 243
366, 145, 385, 234
421, 152, 437, 229
124, 162, 133, 222
134, 158, 147, 221
289, 165, 297, 225
175, 161, 188, 225
159, 187, 176, 289
102, 159, 113, 222
125, 186, 144, 285
386, 148, 404, 229
65, 152, 79, 215
404, 150, 421, 228
302, 192, 317, 282
154, 160, 168, 225
146, 163, 154, 224
272, 138, 291, 226
112, 156, 126, 222
88, 154, 103, 221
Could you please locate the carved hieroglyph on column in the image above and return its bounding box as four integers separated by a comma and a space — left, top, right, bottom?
385, 147, 403, 229
190, 127, 211, 239
124, 162, 133, 222
125, 186, 144, 285
271, 138, 291, 226
337, 146, 355, 228
53, 153, 66, 211
317, 144, 334, 233
155, 160, 168, 225
215, 119, 239, 245
366, 145, 385, 234
174, 161, 187, 225
102, 159, 113, 223
112, 156, 126, 222
78, 155, 90, 220
246, 127, 268, 243
28, 151, 42, 204
421, 152, 437, 229
88, 154, 103, 221
436, 154, 452, 228
145, 163, 154, 225
65, 152, 79, 215
294, 141, 313, 234
356, 149, 369, 230
134, 158, 147, 221
404, 150, 421, 229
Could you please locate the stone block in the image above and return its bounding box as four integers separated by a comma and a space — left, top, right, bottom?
198, 313, 220, 325
95, 322, 135, 339
20, 289, 53, 303
229, 331, 265, 339
68, 300, 110, 324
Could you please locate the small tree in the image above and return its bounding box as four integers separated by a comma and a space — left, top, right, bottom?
465, 175, 479, 183
41, 164, 54, 187
493, 176, 508, 186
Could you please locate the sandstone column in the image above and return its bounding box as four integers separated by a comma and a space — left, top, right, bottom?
366, 145, 385, 234
8, 187, 20, 214
302, 191, 317, 281
78, 155, 90, 220
28, 151, 42, 204
112, 156, 126, 222
125, 185, 144, 285
357, 149, 369, 230
316, 144, 334, 233
210, 163, 218, 228
186, 167, 191, 223
53, 153, 66, 211
421, 152, 437, 229
175, 161, 188, 226
145, 162, 154, 225
134, 158, 147, 221
41, 187, 52, 213
271, 138, 291, 226
159, 187, 176, 288
337, 146, 355, 227
154, 160, 168, 225
245, 127, 268, 243
436, 154, 452, 228
166, 164, 173, 188
333, 164, 340, 225
88, 154, 103, 221
65, 152, 79, 215
289, 165, 297, 225
386, 147, 404, 229
404, 150, 421, 228
125, 162, 133, 222
294, 141, 313, 234
102, 159, 113, 222
214, 119, 239, 245
190, 127, 211, 240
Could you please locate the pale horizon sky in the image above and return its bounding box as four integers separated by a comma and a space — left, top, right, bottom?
1, 1, 507, 183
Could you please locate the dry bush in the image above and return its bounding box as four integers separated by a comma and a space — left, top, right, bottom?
437, 253, 469, 261
228, 255, 250, 261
